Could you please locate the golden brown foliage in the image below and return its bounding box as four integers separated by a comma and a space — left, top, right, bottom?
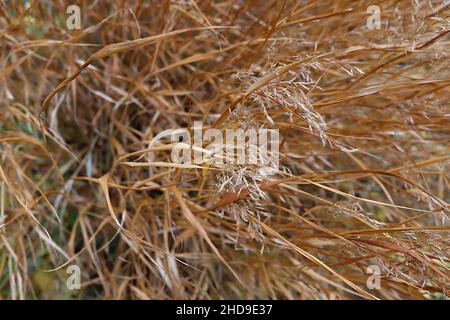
0, 0, 449, 299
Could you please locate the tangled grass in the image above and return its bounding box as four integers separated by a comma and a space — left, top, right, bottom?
0, 0, 449, 299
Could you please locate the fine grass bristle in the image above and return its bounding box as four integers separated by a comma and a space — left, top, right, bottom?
0, 1, 449, 299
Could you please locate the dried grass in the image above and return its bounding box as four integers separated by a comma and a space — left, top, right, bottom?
0, 0, 449, 299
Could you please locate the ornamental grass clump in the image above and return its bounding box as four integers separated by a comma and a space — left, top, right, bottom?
0, 0, 448, 299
